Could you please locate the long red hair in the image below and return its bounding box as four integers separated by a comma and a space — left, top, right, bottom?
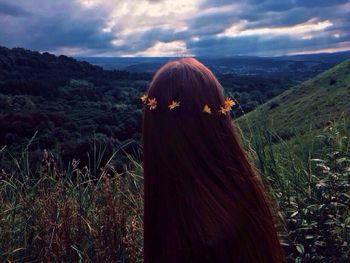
142, 58, 285, 262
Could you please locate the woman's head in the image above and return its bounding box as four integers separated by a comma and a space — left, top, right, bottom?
142, 58, 284, 263
143, 58, 238, 176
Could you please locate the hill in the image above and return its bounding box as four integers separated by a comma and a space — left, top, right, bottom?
237, 59, 350, 141
0, 46, 151, 97
1, 46, 348, 171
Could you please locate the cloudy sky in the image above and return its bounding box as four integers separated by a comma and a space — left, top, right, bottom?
0, 0, 349, 57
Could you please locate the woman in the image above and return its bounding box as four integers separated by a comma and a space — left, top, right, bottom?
142, 58, 285, 263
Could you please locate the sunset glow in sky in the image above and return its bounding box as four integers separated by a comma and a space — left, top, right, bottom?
0, 0, 349, 57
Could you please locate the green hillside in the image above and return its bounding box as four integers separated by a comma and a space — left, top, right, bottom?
238, 59, 350, 140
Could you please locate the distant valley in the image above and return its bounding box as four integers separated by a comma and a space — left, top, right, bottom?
78, 51, 350, 77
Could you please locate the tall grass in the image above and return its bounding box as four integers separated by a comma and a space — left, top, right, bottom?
238, 113, 350, 262
0, 141, 143, 262
0, 116, 349, 262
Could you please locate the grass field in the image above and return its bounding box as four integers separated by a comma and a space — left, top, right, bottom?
238, 60, 350, 141
0, 117, 349, 262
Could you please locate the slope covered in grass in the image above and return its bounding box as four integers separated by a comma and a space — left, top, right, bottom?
238, 59, 350, 140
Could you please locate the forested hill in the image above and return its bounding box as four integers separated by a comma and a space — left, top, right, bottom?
0, 46, 150, 97
0, 47, 150, 169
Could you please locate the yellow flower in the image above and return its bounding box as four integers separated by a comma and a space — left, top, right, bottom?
168, 100, 180, 110
140, 94, 147, 103
219, 106, 227, 115
224, 97, 236, 111
147, 98, 157, 110
203, 104, 211, 114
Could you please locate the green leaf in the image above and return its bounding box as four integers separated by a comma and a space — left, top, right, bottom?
336, 157, 347, 164
344, 217, 350, 226
296, 244, 304, 255
324, 219, 335, 225
290, 211, 299, 218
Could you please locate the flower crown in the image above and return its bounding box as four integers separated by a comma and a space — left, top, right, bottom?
140, 94, 236, 115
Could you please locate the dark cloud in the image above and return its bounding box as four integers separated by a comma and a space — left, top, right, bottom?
295, 0, 349, 8
0, 2, 29, 16
189, 6, 240, 36
199, 0, 234, 8
0, 0, 114, 53
201, 0, 349, 10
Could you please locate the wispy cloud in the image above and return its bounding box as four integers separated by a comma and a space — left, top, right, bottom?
217, 19, 333, 39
